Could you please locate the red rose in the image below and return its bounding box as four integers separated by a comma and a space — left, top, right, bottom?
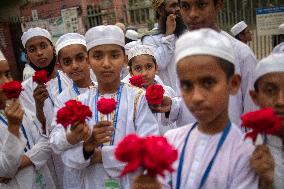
143, 136, 178, 176
33, 70, 49, 84
241, 108, 282, 142
56, 100, 92, 129
115, 134, 178, 177
145, 84, 165, 105
0, 81, 23, 99
115, 134, 144, 176
129, 75, 145, 88
97, 98, 117, 115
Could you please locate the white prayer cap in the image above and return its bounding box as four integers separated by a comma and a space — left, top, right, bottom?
279, 23, 284, 34
128, 45, 155, 61
0, 50, 6, 61
85, 25, 125, 51
231, 21, 248, 36
125, 29, 139, 41
253, 53, 284, 85
55, 33, 86, 55
175, 28, 235, 67
21, 27, 52, 48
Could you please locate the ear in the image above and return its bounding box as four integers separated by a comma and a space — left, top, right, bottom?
229, 74, 241, 95
249, 90, 260, 107
155, 64, 159, 74
215, 0, 224, 11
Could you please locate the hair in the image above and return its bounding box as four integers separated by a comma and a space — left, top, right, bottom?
235, 30, 246, 41
128, 55, 157, 72
216, 58, 235, 79
254, 79, 260, 92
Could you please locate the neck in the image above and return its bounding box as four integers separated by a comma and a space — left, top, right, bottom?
74, 77, 93, 88
210, 24, 221, 32
198, 110, 229, 135
50, 68, 57, 79
98, 79, 120, 95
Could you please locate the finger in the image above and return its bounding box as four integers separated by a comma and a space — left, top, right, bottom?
97, 137, 111, 145
95, 121, 112, 128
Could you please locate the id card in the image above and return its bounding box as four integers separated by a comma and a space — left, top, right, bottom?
104, 179, 120, 189
35, 172, 46, 189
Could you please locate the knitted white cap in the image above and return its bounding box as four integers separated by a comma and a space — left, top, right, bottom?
55, 33, 86, 55
21, 27, 52, 48
128, 45, 155, 61
231, 21, 248, 36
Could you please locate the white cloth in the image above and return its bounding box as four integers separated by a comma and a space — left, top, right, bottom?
0, 50, 6, 61
266, 135, 284, 189
231, 21, 248, 36
23, 64, 35, 81
272, 42, 284, 54
175, 29, 235, 65
85, 25, 125, 51
143, 34, 179, 91
252, 53, 284, 85
221, 31, 257, 125
51, 83, 160, 189
0, 112, 55, 189
55, 33, 86, 55
161, 123, 258, 189
127, 45, 155, 61
125, 29, 139, 41
121, 76, 177, 134
125, 40, 142, 55
21, 27, 52, 47
279, 23, 284, 34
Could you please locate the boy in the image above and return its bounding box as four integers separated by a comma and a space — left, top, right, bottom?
162, 29, 258, 188
249, 53, 284, 189
51, 25, 159, 189
0, 51, 55, 189
126, 44, 177, 134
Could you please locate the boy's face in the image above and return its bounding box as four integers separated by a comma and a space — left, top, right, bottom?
177, 55, 239, 124
130, 55, 157, 88
25, 36, 54, 68
0, 60, 13, 104
88, 44, 126, 85
179, 0, 222, 30
58, 44, 89, 83
250, 73, 284, 120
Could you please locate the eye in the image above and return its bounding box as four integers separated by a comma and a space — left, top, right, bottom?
180, 2, 190, 10
202, 78, 216, 89
197, 1, 207, 9
145, 64, 154, 70
62, 58, 72, 66
264, 85, 277, 96
28, 47, 35, 53
92, 53, 102, 60
180, 81, 192, 92
133, 65, 142, 72
76, 54, 85, 62
111, 53, 120, 59
40, 43, 48, 49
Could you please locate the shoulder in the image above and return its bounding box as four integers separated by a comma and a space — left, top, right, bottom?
162, 84, 176, 97
164, 124, 194, 143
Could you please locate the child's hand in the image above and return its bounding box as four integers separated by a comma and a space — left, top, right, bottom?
90, 148, 102, 164
250, 145, 274, 185
66, 123, 91, 145
5, 100, 24, 137
149, 96, 172, 113
166, 14, 176, 36
92, 121, 114, 146
33, 84, 48, 109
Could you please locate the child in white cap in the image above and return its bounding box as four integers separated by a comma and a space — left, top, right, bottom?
52, 25, 159, 189
249, 53, 284, 189
126, 44, 177, 134
272, 23, 284, 54
0, 50, 56, 189
162, 29, 258, 189
231, 21, 252, 44
20, 27, 72, 189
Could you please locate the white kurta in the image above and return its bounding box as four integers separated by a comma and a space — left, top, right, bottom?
20, 70, 72, 134
23, 64, 35, 81
143, 34, 179, 91
221, 31, 258, 126
0, 112, 55, 189
272, 42, 284, 54
122, 76, 177, 134
266, 135, 284, 189
162, 123, 258, 189
51, 83, 160, 189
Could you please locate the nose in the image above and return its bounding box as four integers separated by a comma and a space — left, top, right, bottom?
191, 86, 204, 105
37, 48, 43, 57
102, 55, 111, 69
276, 90, 284, 107
71, 60, 79, 70
188, 6, 199, 20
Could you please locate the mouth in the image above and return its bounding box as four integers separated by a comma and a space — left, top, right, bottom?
191, 108, 209, 118
71, 71, 83, 77
37, 58, 48, 64
189, 23, 203, 30
101, 71, 114, 77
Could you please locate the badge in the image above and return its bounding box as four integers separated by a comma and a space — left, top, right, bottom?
104, 179, 120, 189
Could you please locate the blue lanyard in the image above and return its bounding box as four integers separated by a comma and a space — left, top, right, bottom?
57, 72, 62, 94
176, 122, 231, 189
95, 83, 123, 145
0, 115, 31, 152
73, 83, 80, 96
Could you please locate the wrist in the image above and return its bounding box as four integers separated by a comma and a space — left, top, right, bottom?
8, 126, 20, 138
